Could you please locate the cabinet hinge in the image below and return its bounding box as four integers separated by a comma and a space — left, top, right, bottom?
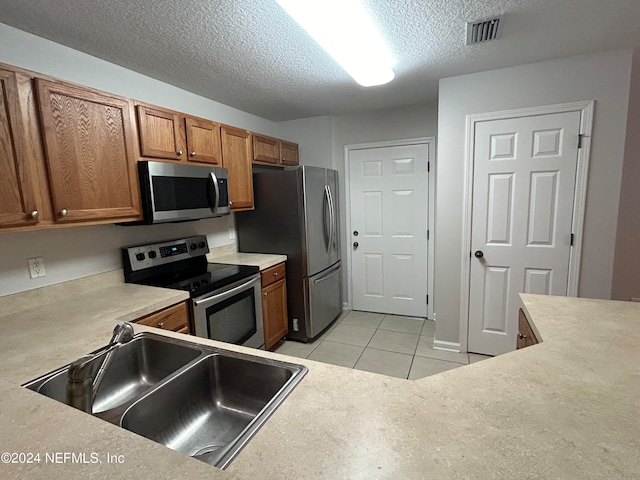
427, 229, 430, 240
578, 134, 584, 149
570, 233, 574, 246
427, 161, 430, 173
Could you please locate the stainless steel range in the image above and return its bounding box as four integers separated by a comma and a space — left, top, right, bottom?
122, 235, 264, 349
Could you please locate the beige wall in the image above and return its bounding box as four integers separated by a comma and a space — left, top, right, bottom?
611, 49, 640, 301
436, 49, 633, 348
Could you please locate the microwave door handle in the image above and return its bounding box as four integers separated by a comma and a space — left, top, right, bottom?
209, 172, 220, 213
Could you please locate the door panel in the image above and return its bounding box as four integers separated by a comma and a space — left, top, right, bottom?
302, 166, 330, 276
350, 144, 429, 317
307, 262, 342, 338
468, 111, 581, 355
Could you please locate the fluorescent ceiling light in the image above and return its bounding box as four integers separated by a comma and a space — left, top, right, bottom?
275, 0, 395, 87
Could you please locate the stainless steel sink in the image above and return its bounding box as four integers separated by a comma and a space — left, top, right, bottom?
23, 332, 307, 469
122, 354, 296, 467
29, 336, 201, 413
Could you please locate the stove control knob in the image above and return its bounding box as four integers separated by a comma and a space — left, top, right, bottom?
190, 243, 197, 251
198, 241, 206, 248
148, 250, 157, 259
135, 252, 146, 261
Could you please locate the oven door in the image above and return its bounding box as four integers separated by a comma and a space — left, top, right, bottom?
192, 274, 264, 349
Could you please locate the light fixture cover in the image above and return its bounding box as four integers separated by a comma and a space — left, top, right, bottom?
276, 0, 395, 87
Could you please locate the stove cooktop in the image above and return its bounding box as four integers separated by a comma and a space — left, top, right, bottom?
141, 262, 260, 298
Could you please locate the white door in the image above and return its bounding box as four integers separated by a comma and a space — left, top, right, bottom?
468, 111, 581, 355
349, 144, 429, 317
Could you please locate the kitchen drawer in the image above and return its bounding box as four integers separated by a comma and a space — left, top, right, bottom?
134, 301, 190, 333
261, 262, 286, 288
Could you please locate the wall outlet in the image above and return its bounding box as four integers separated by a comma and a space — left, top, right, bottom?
27, 257, 46, 279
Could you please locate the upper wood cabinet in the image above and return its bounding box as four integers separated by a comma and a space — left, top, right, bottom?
280, 140, 299, 166
252, 134, 280, 165
0, 69, 39, 228
252, 133, 299, 166
221, 125, 253, 210
36, 78, 142, 223
136, 104, 222, 165
185, 117, 222, 165
136, 105, 184, 160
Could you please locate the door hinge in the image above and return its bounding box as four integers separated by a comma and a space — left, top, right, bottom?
578, 134, 584, 149
570, 233, 574, 246
427, 229, 430, 240
426, 294, 429, 305
427, 161, 430, 173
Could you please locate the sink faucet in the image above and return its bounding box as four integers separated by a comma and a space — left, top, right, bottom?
66, 322, 134, 412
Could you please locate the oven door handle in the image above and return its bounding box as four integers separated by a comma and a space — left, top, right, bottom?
193, 275, 260, 307
209, 171, 220, 213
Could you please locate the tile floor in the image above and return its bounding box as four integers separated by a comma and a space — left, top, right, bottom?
273, 310, 491, 380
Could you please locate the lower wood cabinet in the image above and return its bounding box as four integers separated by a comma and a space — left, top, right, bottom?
133, 301, 190, 334
517, 308, 539, 349
261, 263, 288, 350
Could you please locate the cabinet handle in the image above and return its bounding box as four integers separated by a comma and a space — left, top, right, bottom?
273, 272, 278, 277
30, 210, 39, 219
177, 150, 183, 156
59, 209, 68, 217
158, 322, 165, 329
263, 292, 268, 297
517, 332, 527, 339
190, 151, 196, 157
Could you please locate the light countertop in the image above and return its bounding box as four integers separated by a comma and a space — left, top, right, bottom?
207, 251, 287, 271
0, 274, 638, 479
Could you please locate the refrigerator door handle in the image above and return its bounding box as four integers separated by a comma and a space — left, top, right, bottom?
327, 184, 336, 251
313, 264, 341, 284
323, 185, 332, 253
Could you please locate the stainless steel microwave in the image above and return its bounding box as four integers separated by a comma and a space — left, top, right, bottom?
138, 161, 230, 224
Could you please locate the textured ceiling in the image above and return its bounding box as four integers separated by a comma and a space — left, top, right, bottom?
1, 0, 639, 121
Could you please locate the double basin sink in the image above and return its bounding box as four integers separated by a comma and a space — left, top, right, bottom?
23, 332, 307, 469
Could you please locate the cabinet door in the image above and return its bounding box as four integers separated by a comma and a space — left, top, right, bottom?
36, 79, 141, 223
0, 69, 39, 227
185, 117, 222, 165
517, 309, 539, 349
136, 105, 185, 160
280, 141, 299, 166
221, 125, 254, 210
263, 279, 288, 350
252, 134, 279, 165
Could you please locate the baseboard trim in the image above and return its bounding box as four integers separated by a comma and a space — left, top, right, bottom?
433, 339, 462, 353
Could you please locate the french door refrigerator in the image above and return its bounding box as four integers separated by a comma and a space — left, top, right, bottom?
236, 166, 341, 342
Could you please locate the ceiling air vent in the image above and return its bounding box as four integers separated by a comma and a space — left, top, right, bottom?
466, 17, 503, 45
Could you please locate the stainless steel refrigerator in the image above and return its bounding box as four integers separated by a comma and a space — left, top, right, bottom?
236, 166, 341, 342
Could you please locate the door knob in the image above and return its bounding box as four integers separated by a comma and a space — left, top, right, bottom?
353, 242, 359, 248
474, 250, 484, 258
353, 231, 358, 236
